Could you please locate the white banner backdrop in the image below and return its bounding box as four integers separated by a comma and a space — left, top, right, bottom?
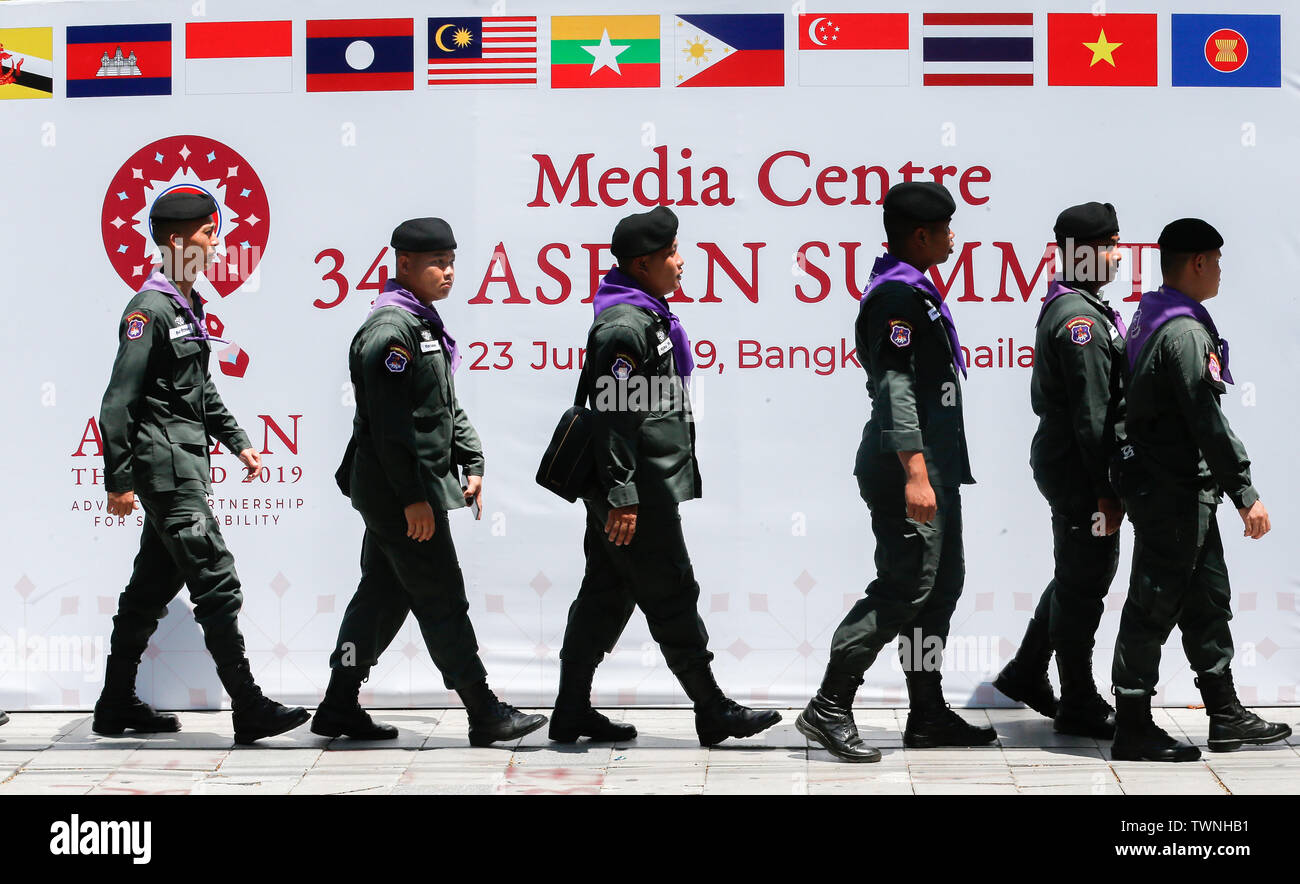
1, 0, 1296, 711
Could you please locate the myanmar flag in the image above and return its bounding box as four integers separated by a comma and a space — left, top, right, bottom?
551, 15, 659, 88
1048, 14, 1157, 86
0, 27, 54, 99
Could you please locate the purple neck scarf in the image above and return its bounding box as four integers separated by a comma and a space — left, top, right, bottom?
1037, 279, 1128, 338
863, 254, 966, 378
1126, 286, 1231, 383
140, 269, 228, 344
593, 267, 694, 379
372, 280, 460, 374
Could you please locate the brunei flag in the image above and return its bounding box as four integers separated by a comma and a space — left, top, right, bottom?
675, 14, 783, 87
551, 15, 659, 88
0, 27, 54, 99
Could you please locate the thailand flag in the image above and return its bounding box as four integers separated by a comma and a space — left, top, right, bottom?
922, 12, 1034, 86
185, 21, 292, 94
306, 18, 413, 92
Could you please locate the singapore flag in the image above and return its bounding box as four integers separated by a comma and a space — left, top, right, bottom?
798, 13, 909, 86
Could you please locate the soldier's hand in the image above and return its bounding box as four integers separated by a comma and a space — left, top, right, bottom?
107, 491, 137, 518
1096, 497, 1124, 536
404, 501, 437, 542
237, 447, 262, 481
463, 475, 483, 520
904, 477, 937, 524
1238, 500, 1270, 540
605, 505, 638, 546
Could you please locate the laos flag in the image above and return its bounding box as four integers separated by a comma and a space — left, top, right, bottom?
674, 14, 783, 87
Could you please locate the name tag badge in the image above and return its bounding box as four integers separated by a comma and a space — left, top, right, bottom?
927, 306, 941, 322
656, 338, 673, 356
421, 340, 441, 354
169, 323, 194, 340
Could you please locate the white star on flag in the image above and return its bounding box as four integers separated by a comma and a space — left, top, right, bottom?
581, 28, 630, 75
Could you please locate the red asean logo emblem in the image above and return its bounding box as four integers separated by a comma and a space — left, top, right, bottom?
100, 134, 270, 298
1204, 29, 1248, 74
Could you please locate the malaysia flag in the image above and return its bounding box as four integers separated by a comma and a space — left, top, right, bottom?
306, 18, 413, 92
922, 12, 1034, 86
185, 21, 292, 94
428, 16, 538, 87
674, 14, 783, 87
66, 23, 171, 98
797, 13, 909, 86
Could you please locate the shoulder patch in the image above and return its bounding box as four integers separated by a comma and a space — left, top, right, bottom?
125, 311, 149, 341
1066, 316, 1094, 346
610, 353, 636, 380
385, 345, 411, 373
1207, 351, 1222, 383
888, 319, 913, 348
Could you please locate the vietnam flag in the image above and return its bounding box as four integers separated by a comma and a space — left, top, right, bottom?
1048, 14, 1156, 86
551, 15, 659, 88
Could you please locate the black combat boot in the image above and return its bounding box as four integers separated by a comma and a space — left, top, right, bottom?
0, 710, 8, 727
310, 667, 398, 740
796, 670, 881, 762
678, 666, 781, 746
458, 682, 547, 747
217, 659, 311, 745
92, 654, 181, 735
1110, 693, 1200, 762
548, 661, 637, 743
1196, 670, 1291, 753
1053, 650, 1115, 738
992, 616, 1058, 718
903, 671, 997, 748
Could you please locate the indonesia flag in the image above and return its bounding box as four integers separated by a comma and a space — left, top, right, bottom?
798, 13, 909, 86
185, 21, 292, 94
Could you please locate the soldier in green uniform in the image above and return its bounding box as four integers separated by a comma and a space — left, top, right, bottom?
1111, 218, 1290, 761
798, 182, 994, 762
96, 191, 310, 744
315, 217, 546, 746
994, 202, 1127, 739
549, 206, 782, 746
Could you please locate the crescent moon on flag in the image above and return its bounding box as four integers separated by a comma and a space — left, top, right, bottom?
435, 23, 454, 53
808, 17, 828, 46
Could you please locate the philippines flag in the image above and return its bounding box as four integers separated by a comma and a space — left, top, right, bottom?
306, 18, 413, 92
922, 12, 1034, 86
427, 16, 538, 87
185, 21, 292, 94
1172, 14, 1281, 88
797, 13, 909, 86
66, 23, 171, 98
674, 14, 783, 87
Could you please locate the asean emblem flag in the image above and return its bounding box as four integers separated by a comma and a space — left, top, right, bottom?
674, 14, 782, 87
185, 21, 292, 94
1048, 14, 1156, 86
306, 18, 414, 92
1172, 14, 1280, 88
0, 27, 54, 99
551, 16, 659, 89
66, 23, 171, 98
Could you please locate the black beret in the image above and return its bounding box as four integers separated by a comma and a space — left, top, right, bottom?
882, 182, 956, 223
612, 206, 678, 261
1158, 218, 1224, 253
391, 217, 456, 252
149, 191, 217, 222
1054, 202, 1119, 243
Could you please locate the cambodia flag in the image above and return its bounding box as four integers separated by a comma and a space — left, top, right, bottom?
306, 18, 413, 92
674, 14, 783, 87
66, 23, 171, 98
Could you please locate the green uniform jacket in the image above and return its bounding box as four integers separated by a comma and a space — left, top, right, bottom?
99, 279, 251, 494
854, 280, 975, 489
1125, 317, 1258, 508
1029, 286, 1127, 503
342, 306, 483, 515
585, 303, 701, 508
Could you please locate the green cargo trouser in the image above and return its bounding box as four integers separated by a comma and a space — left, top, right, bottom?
559, 499, 713, 677
1112, 495, 1234, 699
328, 506, 487, 690
828, 474, 965, 677
109, 484, 247, 668
1023, 499, 1120, 659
